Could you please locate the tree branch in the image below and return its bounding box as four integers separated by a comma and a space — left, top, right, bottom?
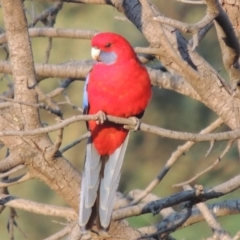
184, 185, 231, 240
0, 193, 77, 220
129, 117, 224, 206
113, 174, 240, 221
0, 113, 239, 143
141, 199, 240, 236
2, 0, 40, 130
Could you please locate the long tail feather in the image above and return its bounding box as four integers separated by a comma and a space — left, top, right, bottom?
79, 138, 102, 231
99, 134, 130, 230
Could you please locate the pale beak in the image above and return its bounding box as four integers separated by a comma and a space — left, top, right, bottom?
91, 47, 101, 61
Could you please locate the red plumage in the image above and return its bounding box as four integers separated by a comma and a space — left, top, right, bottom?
79, 32, 152, 232
88, 33, 151, 155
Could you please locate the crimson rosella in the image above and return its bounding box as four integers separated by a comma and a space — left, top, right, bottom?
79, 32, 152, 232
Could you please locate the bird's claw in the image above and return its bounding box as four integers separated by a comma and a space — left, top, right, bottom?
96, 111, 107, 124
124, 116, 140, 131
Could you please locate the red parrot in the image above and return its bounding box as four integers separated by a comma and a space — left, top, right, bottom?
79, 32, 152, 232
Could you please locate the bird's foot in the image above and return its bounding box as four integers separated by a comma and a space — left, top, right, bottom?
96, 111, 107, 125
124, 117, 140, 131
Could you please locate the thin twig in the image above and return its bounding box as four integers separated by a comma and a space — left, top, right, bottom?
0, 95, 62, 116
44, 221, 77, 240
44, 78, 77, 99
45, 37, 53, 63
153, 12, 214, 34
28, 2, 63, 28
176, 0, 205, 3
0, 172, 33, 188
173, 158, 221, 188
205, 140, 215, 157
62, 88, 82, 112
129, 118, 223, 205
8, 208, 16, 240
35, 86, 62, 117
60, 132, 90, 153
128, 189, 175, 218
0, 165, 25, 178
47, 116, 64, 158
138, 202, 192, 239
8, 208, 28, 239
174, 140, 234, 187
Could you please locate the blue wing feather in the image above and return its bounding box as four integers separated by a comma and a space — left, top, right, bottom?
83, 74, 90, 114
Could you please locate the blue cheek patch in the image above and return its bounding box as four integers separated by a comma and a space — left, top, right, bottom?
99, 51, 117, 65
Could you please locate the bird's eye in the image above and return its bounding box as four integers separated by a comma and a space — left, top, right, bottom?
105, 43, 112, 48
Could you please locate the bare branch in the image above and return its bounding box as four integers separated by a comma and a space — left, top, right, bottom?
7, 208, 28, 239
113, 174, 240, 221
0, 95, 62, 116
139, 0, 202, 79
189, 22, 214, 50
122, 0, 236, 129
44, 221, 77, 240
60, 132, 90, 153
0, 113, 239, 143
184, 185, 231, 240
129, 118, 223, 205
140, 203, 192, 239
147, 67, 200, 100
0, 60, 92, 80
0, 194, 77, 220
205, 0, 240, 86
0, 60, 200, 101
140, 198, 240, 236
0, 165, 25, 178
29, 2, 63, 28
154, 12, 215, 50
0, 172, 34, 188
174, 158, 221, 188
0, 155, 24, 173
66, 223, 82, 240
176, 0, 205, 3
173, 139, 234, 187
45, 78, 77, 99
205, 140, 215, 157
154, 11, 215, 49
0, 28, 98, 45
1, 0, 40, 129
128, 189, 175, 218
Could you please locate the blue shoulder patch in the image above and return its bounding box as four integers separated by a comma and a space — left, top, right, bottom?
83, 74, 90, 114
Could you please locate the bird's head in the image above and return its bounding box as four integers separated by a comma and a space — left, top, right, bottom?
91, 32, 137, 64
